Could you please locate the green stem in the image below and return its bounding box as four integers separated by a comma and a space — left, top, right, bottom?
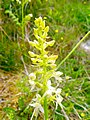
56, 31, 90, 70
22, 0, 24, 41
42, 52, 48, 120
44, 96, 48, 120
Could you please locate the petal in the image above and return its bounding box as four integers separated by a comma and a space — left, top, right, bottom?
56, 88, 62, 94
55, 71, 63, 76
39, 105, 44, 113
29, 73, 36, 80
28, 51, 37, 57
56, 95, 63, 103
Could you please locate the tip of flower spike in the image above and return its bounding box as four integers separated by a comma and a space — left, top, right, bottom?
34, 17, 45, 29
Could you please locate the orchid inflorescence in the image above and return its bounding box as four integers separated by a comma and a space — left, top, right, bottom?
28, 17, 63, 119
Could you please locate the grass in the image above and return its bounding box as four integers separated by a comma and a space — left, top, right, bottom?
58, 63, 89, 118
0, 0, 90, 119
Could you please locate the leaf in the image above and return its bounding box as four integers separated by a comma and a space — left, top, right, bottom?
3, 107, 16, 120
18, 97, 25, 110
5, 10, 10, 14
4, 107, 14, 112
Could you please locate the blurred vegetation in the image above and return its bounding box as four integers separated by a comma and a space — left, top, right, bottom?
0, 0, 90, 120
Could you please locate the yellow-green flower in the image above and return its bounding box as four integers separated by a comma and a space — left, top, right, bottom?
81, 113, 85, 117
35, 17, 45, 29
61, 37, 64, 40
44, 17, 47, 19
55, 29, 58, 33
65, 76, 71, 80
65, 93, 69, 97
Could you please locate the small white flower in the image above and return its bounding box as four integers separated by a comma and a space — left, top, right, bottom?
56, 94, 63, 109
29, 80, 35, 91
53, 71, 63, 82
30, 103, 44, 113
44, 80, 55, 97
29, 73, 36, 80
57, 95, 63, 103
56, 88, 62, 94
55, 71, 63, 76
47, 80, 51, 87
55, 88, 63, 109
65, 76, 71, 80
29, 80, 35, 85
32, 94, 41, 102
55, 76, 62, 82
47, 80, 55, 92
30, 94, 44, 118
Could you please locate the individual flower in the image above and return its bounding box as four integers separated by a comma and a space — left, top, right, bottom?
61, 37, 64, 40
53, 71, 63, 82
55, 29, 58, 33
65, 76, 71, 80
24, 14, 33, 25
45, 80, 55, 96
30, 103, 44, 116
43, 80, 63, 108
44, 17, 47, 20
29, 79, 36, 91
56, 88, 63, 109
65, 93, 69, 97
29, 73, 36, 80
30, 94, 44, 118
47, 55, 58, 64
81, 113, 85, 117
30, 102, 44, 119
28, 51, 38, 57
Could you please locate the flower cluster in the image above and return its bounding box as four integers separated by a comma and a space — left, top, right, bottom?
28, 17, 63, 119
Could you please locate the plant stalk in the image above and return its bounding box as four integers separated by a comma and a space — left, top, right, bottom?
44, 96, 48, 120
22, 0, 24, 41
56, 31, 90, 70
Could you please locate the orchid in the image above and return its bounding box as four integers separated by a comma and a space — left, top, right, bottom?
28, 17, 63, 119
